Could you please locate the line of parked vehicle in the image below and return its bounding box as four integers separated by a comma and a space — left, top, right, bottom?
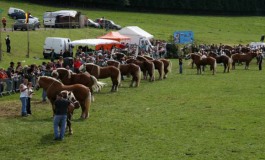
8, 7, 121, 31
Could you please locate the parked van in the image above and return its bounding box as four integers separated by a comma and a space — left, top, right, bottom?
43, 37, 72, 59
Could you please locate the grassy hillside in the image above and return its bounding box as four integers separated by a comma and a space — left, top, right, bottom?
1, 1, 265, 160
0, 0, 265, 67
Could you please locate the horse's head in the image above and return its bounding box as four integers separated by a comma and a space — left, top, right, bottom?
61, 90, 81, 110
34, 76, 41, 91
51, 70, 59, 79
185, 54, 191, 60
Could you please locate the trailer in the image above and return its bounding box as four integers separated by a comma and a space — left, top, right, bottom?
43, 10, 85, 28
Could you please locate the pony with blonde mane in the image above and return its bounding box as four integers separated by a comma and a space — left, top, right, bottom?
208, 52, 232, 73
35, 76, 91, 119
190, 53, 217, 75
107, 60, 141, 87
231, 51, 257, 70
79, 63, 121, 92
51, 68, 105, 101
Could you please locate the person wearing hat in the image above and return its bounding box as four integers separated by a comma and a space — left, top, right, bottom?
2, 17, 6, 31
53, 93, 73, 141
5, 35, 11, 53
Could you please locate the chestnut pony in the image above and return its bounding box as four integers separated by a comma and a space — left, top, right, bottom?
51, 68, 105, 101
208, 52, 232, 73
126, 58, 155, 81
141, 56, 166, 80
79, 63, 121, 92
231, 51, 257, 70
107, 60, 141, 87
35, 76, 91, 119
190, 53, 217, 75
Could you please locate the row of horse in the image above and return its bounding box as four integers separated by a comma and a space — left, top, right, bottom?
35, 55, 172, 134
187, 50, 259, 75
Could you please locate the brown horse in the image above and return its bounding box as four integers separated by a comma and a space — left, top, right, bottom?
190, 53, 217, 75
79, 63, 121, 92
60, 90, 81, 135
51, 68, 105, 101
139, 56, 165, 80
231, 52, 257, 70
158, 58, 172, 79
107, 60, 141, 87
126, 58, 155, 81
208, 52, 232, 73
106, 60, 121, 68
35, 76, 91, 119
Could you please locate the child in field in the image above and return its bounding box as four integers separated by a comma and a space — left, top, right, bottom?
27, 82, 34, 115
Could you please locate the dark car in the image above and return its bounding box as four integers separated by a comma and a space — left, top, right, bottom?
95, 18, 121, 30
86, 19, 100, 28
13, 19, 40, 31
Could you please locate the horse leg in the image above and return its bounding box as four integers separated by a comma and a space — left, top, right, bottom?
67, 114, 73, 135
130, 77, 134, 87
158, 70, 162, 80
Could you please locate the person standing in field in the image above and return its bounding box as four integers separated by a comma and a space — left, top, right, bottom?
53, 93, 73, 141
2, 17, 7, 31
179, 57, 183, 74
257, 52, 263, 70
19, 78, 29, 117
5, 35, 11, 53
26, 82, 34, 115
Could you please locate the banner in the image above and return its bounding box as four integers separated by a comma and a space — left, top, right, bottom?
173, 31, 194, 44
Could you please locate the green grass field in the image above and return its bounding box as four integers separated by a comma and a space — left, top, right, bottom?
1, 1, 265, 160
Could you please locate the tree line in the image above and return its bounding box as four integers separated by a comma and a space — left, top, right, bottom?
27, 0, 265, 15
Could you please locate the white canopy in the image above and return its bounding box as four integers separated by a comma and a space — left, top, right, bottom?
118, 26, 154, 39
68, 39, 119, 46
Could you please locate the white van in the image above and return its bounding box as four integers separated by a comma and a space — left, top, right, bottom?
43, 37, 71, 59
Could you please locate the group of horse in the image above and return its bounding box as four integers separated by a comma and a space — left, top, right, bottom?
34, 53, 172, 134
186, 48, 261, 75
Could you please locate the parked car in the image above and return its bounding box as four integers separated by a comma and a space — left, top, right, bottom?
8, 7, 25, 19
86, 19, 100, 28
13, 19, 40, 31
95, 18, 121, 30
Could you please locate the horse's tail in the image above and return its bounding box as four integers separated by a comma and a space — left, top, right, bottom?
84, 91, 92, 119
151, 62, 155, 81
168, 60, 172, 73
117, 69, 121, 85
228, 57, 233, 72
92, 75, 107, 92
213, 59, 217, 75
160, 61, 165, 80
90, 75, 104, 92
136, 66, 141, 87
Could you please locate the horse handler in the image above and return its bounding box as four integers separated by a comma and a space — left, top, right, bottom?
53, 93, 74, 141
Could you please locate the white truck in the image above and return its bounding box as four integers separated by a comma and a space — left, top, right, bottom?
43, 37, 72, 59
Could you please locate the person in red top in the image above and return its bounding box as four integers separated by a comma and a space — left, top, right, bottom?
73, 57, 82, 73
0, 68, 8, 79
2, 17, 6, 31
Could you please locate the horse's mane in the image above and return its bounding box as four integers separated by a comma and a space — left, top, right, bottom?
59, 68, 75, 78
40, 76, 63, 85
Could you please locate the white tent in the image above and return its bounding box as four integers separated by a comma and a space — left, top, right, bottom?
68, 39, 119, 46
118, 26, 154, 45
